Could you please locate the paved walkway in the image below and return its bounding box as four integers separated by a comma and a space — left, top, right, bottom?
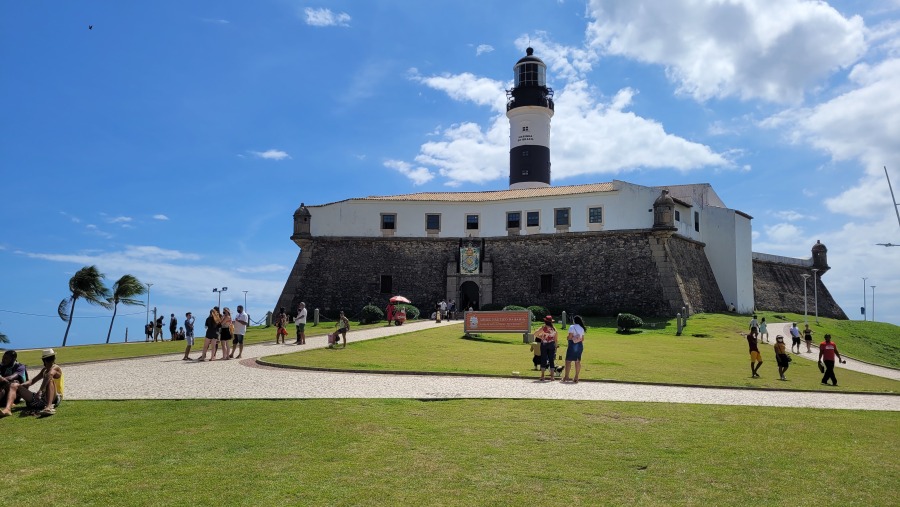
768, 322, 900, 381
60, 319, 900, 411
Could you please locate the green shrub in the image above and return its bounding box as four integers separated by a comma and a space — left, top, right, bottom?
480, 303, 505, 311
502, 305, 527, 312
395, 303, 420, 320
527, 305, 549, 321
617, 313, 644, 332
359, 305, 384, 325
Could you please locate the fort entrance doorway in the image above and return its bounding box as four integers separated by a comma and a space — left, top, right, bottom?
460, 281, 479, 311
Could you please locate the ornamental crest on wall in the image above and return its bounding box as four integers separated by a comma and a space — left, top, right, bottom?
460, 246, 480, 274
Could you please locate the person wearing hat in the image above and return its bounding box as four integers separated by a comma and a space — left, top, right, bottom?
8, 349, 63, 417
0, 350, 29, 417
533, 316, 558, 381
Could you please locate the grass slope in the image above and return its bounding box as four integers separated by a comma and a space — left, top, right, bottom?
266, 314, 899, 393
1, 399, 897, 506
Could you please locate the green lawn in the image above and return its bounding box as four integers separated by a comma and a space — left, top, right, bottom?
7, 320, 393, 367
0, 399, 896, 506
264, 314, 900, 393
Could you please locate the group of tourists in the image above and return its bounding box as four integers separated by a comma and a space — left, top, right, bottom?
0, 348, 63, 418
192, 305, 250, 361
530, 315, 587, 383
273, 304, 348, 348
746, 317, 847, 384
144, 313, 193, 342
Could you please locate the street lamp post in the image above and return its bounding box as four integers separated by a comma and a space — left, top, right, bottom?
800, 274, 811, 326
811, 268, 819, 324
862, 277, 868, 321
213, 287, 228, 308
871, 285, 876, 322
242, 290, 248, 311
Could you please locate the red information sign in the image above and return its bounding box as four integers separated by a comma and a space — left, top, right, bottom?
463, 311, 531, 334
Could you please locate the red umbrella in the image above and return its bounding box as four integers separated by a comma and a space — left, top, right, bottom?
390, 295, 411, 303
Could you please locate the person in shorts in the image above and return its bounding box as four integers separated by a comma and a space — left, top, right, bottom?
747, 333, 763, 378
773, 335, 791, 381
182, 311, 195, 360
0, 350, 29, 417
335, 311, 350, 348
803, 324, 814, 353
789, 323, 802, 354
748, 314, 759, 339
294, 302, 307, 345
563, 315, 587, 383
12, 349, 63, 417
231, 305, 249, 359
530, 337, 542, 370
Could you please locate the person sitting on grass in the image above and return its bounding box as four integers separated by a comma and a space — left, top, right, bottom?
0, 350, 29, 417
530, 337, 542, 371
6, 349, 63, 417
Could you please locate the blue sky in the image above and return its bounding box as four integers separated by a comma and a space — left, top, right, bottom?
2, 1, 899, 349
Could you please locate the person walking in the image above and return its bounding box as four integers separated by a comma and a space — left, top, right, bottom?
759, 317, 769, 343
335, 311, 350, 347
144, 322, 153, 342
748, 314, 759, 340
182, 312, 196, 360
747, 331, 763, 378
533, 316, 558, 381
789, 323, 802, 354
563, 315, 587, 383
773, 335, 791, 380
386, 302, 395, 326
293, 302, 307, 345
197, 308, 221, 361
803, 324, 814, 353
154, 315, 165, 342
818, 334, 846, 386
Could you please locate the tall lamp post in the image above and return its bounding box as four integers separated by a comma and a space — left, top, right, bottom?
242, 290, 248, 311
871, 285, 876, 322
811, 268, 819, 324
862, 277, 868, 321
800, 274, 811, 326
145, 283, 153, 325
213, 287, 228, 309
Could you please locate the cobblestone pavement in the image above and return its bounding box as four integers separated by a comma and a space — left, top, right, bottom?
61, 319, 900, 411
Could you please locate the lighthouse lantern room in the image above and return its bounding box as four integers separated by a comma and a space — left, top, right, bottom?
506, 47, 554, 190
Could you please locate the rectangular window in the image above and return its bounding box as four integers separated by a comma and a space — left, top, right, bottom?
555, 208, 570, 227
466, 214, 479, 230
674, 210, 680, 222
380, 275, 392, 294
540, 274, 552, 293
507, 212, 521, 229
526, 211, 540, 227
588, 207, 603, 224
381, 214, 396, 230
694, 211, 700, 232
426, 214, 440, 231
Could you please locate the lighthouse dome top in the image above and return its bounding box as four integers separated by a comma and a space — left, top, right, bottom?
515, 47, 546, 66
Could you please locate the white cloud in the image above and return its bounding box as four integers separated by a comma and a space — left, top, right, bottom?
476, 44, 494, 56
202, 18, 229, 24
772, 210, 811, 222
585, 0, 866, 103
153, 214, 169, 221
250, 149, 291, 161
60, 211, 81, 224
235, 264, 289, 274
304, 7, 351, 27
107, 216, 132, 224
84, 224, 113, 239
410, 70, 508, 113
764, 222, 803, 243
384, 159, 435, 186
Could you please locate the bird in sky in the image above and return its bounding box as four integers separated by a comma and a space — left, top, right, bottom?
88, 25, 93, 30
876, 243, 897, 247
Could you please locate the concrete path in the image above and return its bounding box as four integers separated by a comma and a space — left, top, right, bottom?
60, 319, 900, 411
769, 322, 900, 382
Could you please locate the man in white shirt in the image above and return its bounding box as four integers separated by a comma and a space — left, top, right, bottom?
294, 302, 308, 345
230, 305, 250, 359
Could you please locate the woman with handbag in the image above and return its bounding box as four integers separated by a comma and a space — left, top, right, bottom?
197, 308, 221, 361
773, 335, 791, 381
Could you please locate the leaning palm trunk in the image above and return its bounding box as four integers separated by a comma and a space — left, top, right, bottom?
105, 302, 119, 344
61, 297, 78, 347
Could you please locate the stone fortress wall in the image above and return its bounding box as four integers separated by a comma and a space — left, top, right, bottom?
752, 259, 848, 319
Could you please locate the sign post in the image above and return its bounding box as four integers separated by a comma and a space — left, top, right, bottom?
463, 311, 532, 342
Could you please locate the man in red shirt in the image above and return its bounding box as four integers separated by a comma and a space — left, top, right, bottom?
818, 334, 846, 386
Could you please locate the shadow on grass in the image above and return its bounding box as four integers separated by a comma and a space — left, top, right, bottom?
460, 335, 519, 345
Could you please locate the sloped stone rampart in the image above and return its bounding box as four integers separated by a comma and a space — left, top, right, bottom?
753, 260, 848, 319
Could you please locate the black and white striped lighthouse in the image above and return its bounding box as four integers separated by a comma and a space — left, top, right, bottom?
506, 47, 554, 189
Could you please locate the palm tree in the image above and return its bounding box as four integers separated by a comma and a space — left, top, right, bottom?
105, 274, 146, 343
0, 330, 8, 344
58, 265, 111, 347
